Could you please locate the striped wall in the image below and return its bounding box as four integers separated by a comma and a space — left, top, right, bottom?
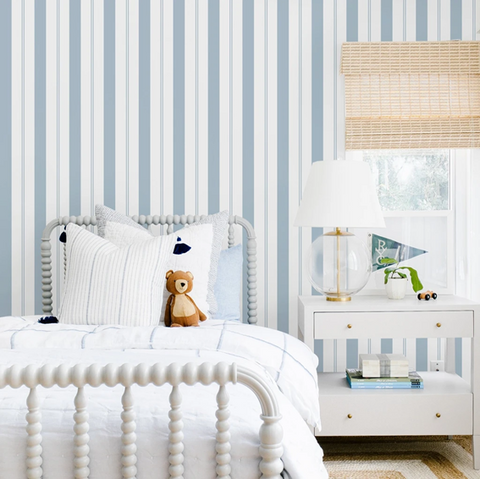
0, 0, 478, 371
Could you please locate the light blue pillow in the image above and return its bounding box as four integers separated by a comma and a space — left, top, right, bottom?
214, 244, 243, 320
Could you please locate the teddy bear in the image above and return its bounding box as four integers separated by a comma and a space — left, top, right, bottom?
164, 270, 207, 327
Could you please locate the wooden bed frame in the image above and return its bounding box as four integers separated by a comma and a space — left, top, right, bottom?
3, 214, 283, 479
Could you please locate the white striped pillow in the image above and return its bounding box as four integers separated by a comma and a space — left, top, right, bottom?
95, 205, 229, 320
58, 224, 177, 326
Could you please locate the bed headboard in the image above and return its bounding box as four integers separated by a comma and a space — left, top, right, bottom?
41, 214, 257, 324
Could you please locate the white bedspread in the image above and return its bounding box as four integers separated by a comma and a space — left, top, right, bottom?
0, 317, 328, 479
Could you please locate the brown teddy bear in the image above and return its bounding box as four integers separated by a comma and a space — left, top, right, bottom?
164, 270, 207, 327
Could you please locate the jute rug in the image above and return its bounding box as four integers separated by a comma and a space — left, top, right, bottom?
321, 436, 480, 478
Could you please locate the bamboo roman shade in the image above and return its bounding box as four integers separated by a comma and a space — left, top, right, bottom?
341, 41, 480, 150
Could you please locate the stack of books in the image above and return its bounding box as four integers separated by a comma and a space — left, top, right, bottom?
346, 368, 424, 389
346, 353, 423, 389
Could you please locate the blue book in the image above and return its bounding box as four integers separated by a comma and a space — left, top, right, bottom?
346, 376, 424, 389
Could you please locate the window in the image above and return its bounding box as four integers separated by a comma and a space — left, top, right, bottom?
349, 150, 454, 294
364, 150, 450, 212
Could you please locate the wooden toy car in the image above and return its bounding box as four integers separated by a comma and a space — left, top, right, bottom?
417, 290, 437, 300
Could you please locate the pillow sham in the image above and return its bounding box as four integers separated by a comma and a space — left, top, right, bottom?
96, 204, 148, 244
214, 244, 243, 321
58, 223, 177, 326
95, 205, 229, 320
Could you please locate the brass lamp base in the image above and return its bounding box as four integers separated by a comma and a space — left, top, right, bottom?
326, 295, 352, 302
328, 228, 352, 303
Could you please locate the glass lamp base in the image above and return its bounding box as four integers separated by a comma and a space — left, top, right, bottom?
308, 228, 372, 300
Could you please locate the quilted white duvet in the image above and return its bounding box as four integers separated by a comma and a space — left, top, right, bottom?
0, 317, 328, 479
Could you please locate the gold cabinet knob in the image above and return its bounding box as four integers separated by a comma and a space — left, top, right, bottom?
347, 414, 352, 419
347, 324, 352, 329
436, 323, 442, 328
436, 413, 441, 418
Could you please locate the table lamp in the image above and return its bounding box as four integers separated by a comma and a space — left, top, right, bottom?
294, 160, 385, 301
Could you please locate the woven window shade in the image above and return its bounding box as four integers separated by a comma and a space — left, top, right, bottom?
341, 41, 480, 150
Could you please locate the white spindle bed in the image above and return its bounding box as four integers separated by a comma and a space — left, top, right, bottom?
0, 214, 327, 479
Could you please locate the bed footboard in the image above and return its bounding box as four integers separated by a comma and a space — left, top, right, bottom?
1, 361, 283, 479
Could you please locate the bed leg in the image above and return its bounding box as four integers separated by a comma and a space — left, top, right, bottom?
26, 388, 43, 479
121, 386, 138, 479
74, 387, 90, 478
259, 415, 284, 479
215, 385, 232, 479
168, 385, 185, 478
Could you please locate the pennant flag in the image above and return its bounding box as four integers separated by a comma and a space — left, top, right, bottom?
370, 234, 427, 272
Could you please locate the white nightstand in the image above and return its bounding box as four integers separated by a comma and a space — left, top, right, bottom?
298, 294, 480, 469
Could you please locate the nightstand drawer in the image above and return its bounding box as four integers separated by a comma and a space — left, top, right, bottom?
314, 311, 473, 339
317, 394, 472, 436
316, 372, 473, 436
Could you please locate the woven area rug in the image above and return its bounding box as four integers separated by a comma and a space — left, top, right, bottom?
321, 436, 480, 478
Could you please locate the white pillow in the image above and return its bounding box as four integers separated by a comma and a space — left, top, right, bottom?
59, 224, 177, 326
95, 205, 229, 320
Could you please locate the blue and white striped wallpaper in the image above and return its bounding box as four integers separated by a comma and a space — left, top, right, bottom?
0, 0, 478, 371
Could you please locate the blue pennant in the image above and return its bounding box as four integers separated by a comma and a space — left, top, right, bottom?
371, 234, 427, 272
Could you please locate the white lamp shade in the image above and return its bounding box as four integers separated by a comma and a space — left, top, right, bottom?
294, 160, 386, 228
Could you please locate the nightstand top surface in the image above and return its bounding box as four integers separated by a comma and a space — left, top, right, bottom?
299, 294, 479, 312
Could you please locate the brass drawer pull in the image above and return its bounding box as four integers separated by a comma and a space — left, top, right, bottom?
436, 323, 442, 328
436, 413, 441, 418
347, 414, 352, 419
347, 324, 352, 329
